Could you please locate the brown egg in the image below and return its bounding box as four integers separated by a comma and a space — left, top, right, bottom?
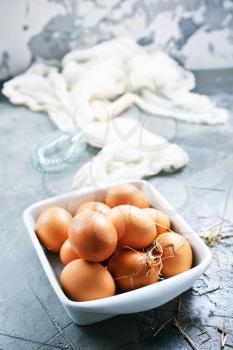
108, 249, 160, 291
109, 205, 157, 248
69, 211, 117, 262
105, 184, 149, 208
60, 259, 116, 301
60, 239, 80, 265
156, 232, 193, 278
75, 201, 111, 216
143, 208, 171, 235
35, 207, 72, 253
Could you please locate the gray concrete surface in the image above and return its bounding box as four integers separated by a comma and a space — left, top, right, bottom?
0, 74, 233, 349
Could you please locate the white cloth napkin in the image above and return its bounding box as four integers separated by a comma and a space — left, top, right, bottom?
2, 37, 228, 132
2, 37, 228, 187
73, 118, 188, 188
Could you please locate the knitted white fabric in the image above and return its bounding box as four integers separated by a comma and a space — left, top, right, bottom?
3, 37, 228, 132
2, 37, 228, 188
74, 118, 189, 188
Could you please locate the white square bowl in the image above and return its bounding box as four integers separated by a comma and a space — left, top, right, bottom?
23, 180, 211, 325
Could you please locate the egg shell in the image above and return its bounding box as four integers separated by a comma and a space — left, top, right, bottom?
157, 232, 193, 278
75, 201, 111, 216
105, 184, 149, 208
60, 239, 80, 265
60, 259, 116, 301
143, 208, 171, 235
109, 205, 157, 248
69, 211, 117, 262
35, 207, 72, 253
108, 249, 160, 291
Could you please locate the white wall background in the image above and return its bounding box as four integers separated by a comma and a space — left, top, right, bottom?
1, 0, 233, 80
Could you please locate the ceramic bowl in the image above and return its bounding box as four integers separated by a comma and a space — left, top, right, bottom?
23, 180, 211, 325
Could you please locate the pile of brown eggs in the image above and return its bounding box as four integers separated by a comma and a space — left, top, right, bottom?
35, 184, 193, 302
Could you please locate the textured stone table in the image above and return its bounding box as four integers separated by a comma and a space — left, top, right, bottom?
0, 70, 233, 350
